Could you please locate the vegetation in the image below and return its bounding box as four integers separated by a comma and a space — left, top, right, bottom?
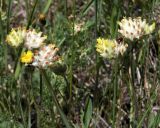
0, 0, 160, 127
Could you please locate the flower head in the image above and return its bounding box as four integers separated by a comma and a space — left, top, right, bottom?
6, 27, 26, 47
25, 29, 47, 49
32, 44, 59, 68
144, 22, 155, 35
96, 38, 116, 59
115, 42, 128, 56
20, 51, 33, 63
118, 17, 155, 40
96, 38, 128, 59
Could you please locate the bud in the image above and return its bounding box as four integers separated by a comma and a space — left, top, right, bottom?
39, 13, 46, 25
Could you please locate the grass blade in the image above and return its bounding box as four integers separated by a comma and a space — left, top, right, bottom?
40, 69, 72, 128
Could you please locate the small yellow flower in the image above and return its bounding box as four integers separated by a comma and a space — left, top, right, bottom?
6, 27, 26, 47
20, 51, 33, 63
144, 22, 155, 35
96, 38, 116, 59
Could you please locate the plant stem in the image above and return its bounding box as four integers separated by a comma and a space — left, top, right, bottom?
95, 0, 99, 87
40, 69, 72, 128
5, 0, 12, 70
112, 58, 119, 128
40, 73, 42, 104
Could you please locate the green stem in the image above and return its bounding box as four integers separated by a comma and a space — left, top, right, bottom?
7, 0, 12, 33
40, 74, 42, 104
95, 0, 99, 87
137, 93, 157, 128
40, 69, 72, 128
112, 58, 119, 128
68, 0, 76, 100
128, 75, 135, 128
27, 0, 39, 29
42, 0, 52, 14
5, 0, 12, 70
17, 88, 27, 128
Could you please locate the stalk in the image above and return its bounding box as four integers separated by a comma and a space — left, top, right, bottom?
112, 57, 119, 128
95, 0, 99, 87
40, 69, 72, 128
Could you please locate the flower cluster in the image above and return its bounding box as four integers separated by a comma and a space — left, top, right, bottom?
24, 29, 47, 49
96, 16, 155, 59
96, 38, 128, 59
32, 44, 59, 68
118, 17, 155, 40
6, 27, 46, 49
6, 27, 26, 47
6, 27, 60, 68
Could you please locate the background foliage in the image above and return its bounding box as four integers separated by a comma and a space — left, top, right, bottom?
0, 0, 160, 128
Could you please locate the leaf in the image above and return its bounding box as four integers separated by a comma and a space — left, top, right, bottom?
43, 0, 52, 14
83, 97, 93, 128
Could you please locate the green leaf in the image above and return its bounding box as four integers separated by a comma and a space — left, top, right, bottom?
80, 0, 94, 17
83, 97, 93, 128
43, 0, 52, 14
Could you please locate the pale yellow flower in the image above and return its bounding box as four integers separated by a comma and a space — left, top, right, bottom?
6, 27, 26, 47
96, 38, 116, 59
144, 22, 155, 35
20, 51, 33, 63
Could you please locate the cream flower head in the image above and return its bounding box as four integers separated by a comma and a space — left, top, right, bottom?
118, 17, 155, 40
6, 27, 26, 47
114, 42, 128, 56
24, 29, 47, 49
32, 44, 59, 68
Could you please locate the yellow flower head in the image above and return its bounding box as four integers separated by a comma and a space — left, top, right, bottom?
144, 22, 155, 35
96, 38, 116, 59
6, 27, 26, 47
20, 51, 33, 63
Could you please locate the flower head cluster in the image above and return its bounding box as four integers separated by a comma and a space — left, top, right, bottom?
6, 27, 26, 47
25, 29, 47, 49
32, 44, 59, 68
6, 27, 60, 68
118, 17, 155, 40
6, 27, 47, 49
96, 38, 128, 59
